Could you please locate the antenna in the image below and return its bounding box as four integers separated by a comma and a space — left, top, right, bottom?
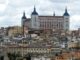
34, 0, 36, 6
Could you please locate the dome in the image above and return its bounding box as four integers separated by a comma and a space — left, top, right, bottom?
63, 12, 69, 16
63, 8, 69, 16
31, 7, 38, 15
22, 16, 27, 19
22, 12, 27, 19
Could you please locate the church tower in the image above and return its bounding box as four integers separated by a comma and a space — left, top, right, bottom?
21, 11, 27, 35
63, 8, 70, 30
31, 6, 40, 30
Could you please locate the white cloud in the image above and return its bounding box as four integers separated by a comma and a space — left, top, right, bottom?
0, 4, 6, 12
0, 0, 7, 4
0, 0, 8, 12
70, 15, 80, 30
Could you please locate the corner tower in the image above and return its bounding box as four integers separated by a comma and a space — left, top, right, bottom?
31, 6, 40, 30
22, 11, 27, 26
21, 11, 27, 35
63, 8, 70, 30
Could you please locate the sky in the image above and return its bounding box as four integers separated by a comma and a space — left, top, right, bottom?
0, 0, 80, 30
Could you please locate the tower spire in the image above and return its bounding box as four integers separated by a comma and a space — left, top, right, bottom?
23, 11, 26, 16
31, 6, 38, 15
65, 7, 68, 13
53, 11, 55, 16
22, 11, 27, 19
63, 7, 69, 16
34, 6, 36, 12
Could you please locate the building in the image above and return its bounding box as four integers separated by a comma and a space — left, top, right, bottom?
53, 51, 80, 60
6, 26, 22, 37
21, 6, 70, 34
0, 27, 7, 36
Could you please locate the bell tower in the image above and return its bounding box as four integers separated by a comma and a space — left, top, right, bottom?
63, 7, 70, 30
31, 6, 40, 30
21, 11, 27, 35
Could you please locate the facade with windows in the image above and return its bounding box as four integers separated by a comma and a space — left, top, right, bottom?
21, 7, 70, 32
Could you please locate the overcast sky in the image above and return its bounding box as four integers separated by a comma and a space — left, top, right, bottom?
0, 0, 80, 30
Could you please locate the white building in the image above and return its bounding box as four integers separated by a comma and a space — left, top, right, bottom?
31, 56, 50, 60
21, 7, 70, 31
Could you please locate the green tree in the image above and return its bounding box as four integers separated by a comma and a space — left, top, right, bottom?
7, 52, 21, 60
0, 56, 4, 60
24, 54, 31, 60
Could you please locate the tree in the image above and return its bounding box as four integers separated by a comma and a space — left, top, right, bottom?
24, 54, 31, 60
7, 52, 21, 60
0, 56, 4, 60
7, 53, 12, 60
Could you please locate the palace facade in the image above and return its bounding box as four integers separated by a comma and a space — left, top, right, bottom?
21, 7, 70, 34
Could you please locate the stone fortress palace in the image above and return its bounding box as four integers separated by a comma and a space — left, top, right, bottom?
21, 6, 70, 34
